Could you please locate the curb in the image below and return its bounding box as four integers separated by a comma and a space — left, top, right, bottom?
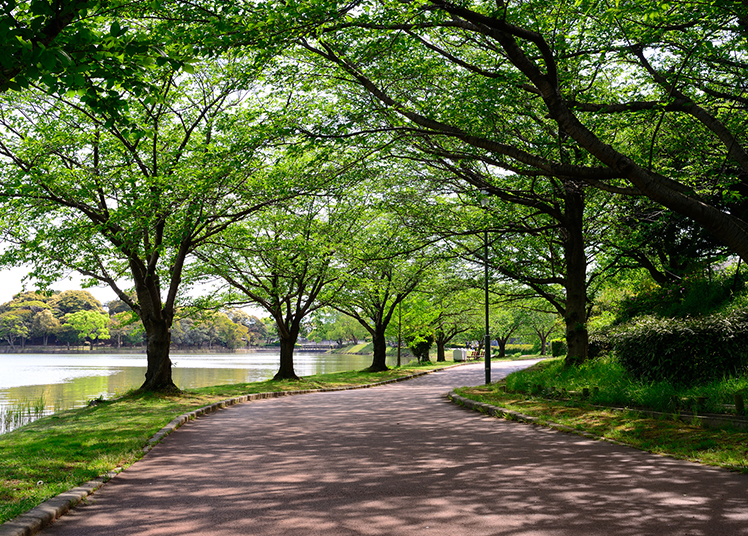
1, 363, 466, 536
447, 391, 598, 441
0, 472, 118, 536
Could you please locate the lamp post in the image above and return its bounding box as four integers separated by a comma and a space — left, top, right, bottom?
480, 191, 491, 384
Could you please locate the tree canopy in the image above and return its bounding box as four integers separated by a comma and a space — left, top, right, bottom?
2, 0, 747, 385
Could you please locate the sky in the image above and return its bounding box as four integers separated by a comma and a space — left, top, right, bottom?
0, 266, 118, 304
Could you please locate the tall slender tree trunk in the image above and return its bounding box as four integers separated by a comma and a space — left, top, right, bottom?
368, 326, 389, 372
274, 325, 300, 381
563, 184, 590, 366
538, 334, 548, 356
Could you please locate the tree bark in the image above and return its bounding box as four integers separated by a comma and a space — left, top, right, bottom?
140, 316, 176, 392
563, 184, 590, 366
436, 340, 446, 362
274, 324, 301, 381
496, 337, 508, 358
538, 335, 548, 355
368, 326, 389, 371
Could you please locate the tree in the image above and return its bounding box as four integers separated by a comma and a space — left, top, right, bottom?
0, 57, 299, 390
393, 281, 477, 362
490, 306, 524, 358
2, 0, 98, 93
31, 309, 60, 346
226, 310, 268, 346
55, 322, 81, 349
602, 200, 729, 286
196, 191, 353, 380
391, 292, 440, 363
1, 0, 197, 125
270, 0, 748, 274
51, 290, 102, 318
0, 291, 55, 347
64, 310, 110, 346
520, 305, 562, 356
332, 213, 435, 371
0, 312, 29, 349
308, 308, 367, 345
213, 312, 249, 350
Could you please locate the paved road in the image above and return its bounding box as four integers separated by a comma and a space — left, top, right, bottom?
40, 362, 748, 536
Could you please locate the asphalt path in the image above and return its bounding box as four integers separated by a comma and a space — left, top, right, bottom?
39, 361, 748, 536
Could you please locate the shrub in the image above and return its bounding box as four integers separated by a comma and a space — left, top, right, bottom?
505, 343, 533, 356
617, 272, 745, 322
551, 339, 567, 357
588, 326, 621, 359
406, 333, 434, 363
614, 309, 748, 385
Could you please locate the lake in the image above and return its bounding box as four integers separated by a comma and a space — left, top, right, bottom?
0, 350, 402, 434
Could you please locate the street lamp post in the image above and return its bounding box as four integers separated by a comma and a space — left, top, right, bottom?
480, 192, 491, 385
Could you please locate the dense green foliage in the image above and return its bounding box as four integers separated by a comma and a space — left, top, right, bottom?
617, 272, 746, 321
614, 311, 748, 385
506, 357, 748, 416
4, 0, 748, 382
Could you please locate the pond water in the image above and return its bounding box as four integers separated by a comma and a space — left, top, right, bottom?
0, 350, 401, 434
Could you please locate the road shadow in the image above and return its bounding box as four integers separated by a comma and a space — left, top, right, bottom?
42, 363, 748, 536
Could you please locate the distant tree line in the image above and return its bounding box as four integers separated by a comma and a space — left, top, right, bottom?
0, 290, 267, 351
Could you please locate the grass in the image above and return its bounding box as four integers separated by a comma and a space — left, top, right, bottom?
455, 357, 748, 473
502, 356, 748, 414
1, 396, 47, 435
0, 360, 454, 524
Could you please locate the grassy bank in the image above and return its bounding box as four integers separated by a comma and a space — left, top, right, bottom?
0, 361, 455, 524
455, 357, 748, 473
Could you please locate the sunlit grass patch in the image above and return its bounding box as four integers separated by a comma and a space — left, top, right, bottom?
455, 377, 748, 473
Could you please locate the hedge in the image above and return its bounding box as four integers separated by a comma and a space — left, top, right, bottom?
613, 310, 748, 385
551, 339, 567, 357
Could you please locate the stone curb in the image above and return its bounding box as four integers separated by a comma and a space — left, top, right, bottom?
0, 471, 119, 536
447, 391, 598, 441
1, 363, 466, 536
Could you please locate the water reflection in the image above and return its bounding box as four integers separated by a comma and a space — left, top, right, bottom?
0, 351, 408, 434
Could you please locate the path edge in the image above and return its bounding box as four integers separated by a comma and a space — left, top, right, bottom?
447, 390, 598, 440
0, 363, 467, 536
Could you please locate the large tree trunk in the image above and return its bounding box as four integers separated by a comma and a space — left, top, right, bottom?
132, 258, 177, 392
274, 326, 300, 381
496, 337, 508, 358
436, 340, 446, 362
563, 184, 590, 366
368, 326, 389, 372
140, 316, 176, 391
